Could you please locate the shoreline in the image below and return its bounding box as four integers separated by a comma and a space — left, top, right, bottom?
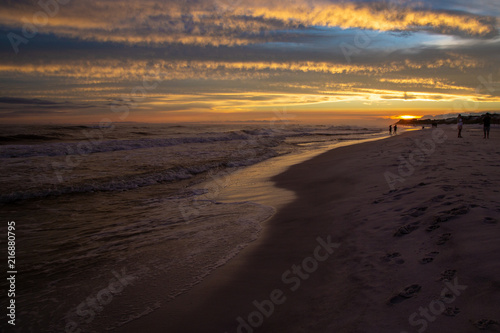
117, 126, 500, 333
198, 131, 394, 210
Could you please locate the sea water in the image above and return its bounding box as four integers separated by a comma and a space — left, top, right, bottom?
0, 122, 384, 332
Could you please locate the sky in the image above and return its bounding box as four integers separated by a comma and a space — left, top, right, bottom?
0, 0, 499, 124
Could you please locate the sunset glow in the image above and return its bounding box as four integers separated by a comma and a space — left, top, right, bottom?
397, 115, 424, 120
0, 0, 499, 124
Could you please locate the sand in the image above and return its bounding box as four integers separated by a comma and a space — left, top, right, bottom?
116, 125, 500, 333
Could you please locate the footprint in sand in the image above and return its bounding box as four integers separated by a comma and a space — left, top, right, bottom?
389, 284, 422, 304
443, 307, 461, 317
420, 257, 434, 264
446, 205, 470, 216
408, 207, 427, 217
483, 217, 497, 224
394, 224, 419, 237
426, 224, 441, 232
439, 269, 457, 281
435, 205, 470, 222
470, 319, 499, 330
381, 252, 400, 260
381, 252, 405, 264
437, 233, 452, 245
420, 251, 439, 264
441, 291, 455, 304
434, 214, 451, 222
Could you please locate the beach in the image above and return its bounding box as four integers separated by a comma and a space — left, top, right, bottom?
116, 125, 500, 333
0, 123, 389, 332
2, 0, 499, 331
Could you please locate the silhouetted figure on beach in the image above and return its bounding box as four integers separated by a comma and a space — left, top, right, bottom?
457, 114, 463, 138
483, 113, 491, 139
393, 125, 397, 134
389, 125, 392, 135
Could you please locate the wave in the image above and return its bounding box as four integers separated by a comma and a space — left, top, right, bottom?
0, 130, 283, 158
0, 149, 279, 203
49, 125, 91, 130
0, 134, 62, 144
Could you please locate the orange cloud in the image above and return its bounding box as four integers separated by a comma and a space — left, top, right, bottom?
0, 60, 385, 81
0, 0, 496, 48
379, 78, 471, 91
248, 1, 497, 36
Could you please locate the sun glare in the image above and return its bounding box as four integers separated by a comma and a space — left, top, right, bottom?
398, 115, 422, 120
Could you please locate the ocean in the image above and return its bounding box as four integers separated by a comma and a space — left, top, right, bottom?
0, 122, 386, 332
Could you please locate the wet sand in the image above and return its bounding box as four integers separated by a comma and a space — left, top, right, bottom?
117, 125, 500, 333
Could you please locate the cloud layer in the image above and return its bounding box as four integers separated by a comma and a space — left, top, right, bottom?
0, 0, 499, 122
1, 0, 498, 47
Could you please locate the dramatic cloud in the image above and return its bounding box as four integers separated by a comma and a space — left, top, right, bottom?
0, 0, 499, 122
1, 0, 498, 48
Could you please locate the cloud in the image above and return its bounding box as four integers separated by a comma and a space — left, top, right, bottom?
0, 109, 69, 118
0, 96, 94, 110
246, 1, 498, 36
0, 49, 497, 114
0, 0, 497, 49
378, 78, 471, 91
0, 97, 61, 105
0, 0, 498, 122
0, 54, 486, 83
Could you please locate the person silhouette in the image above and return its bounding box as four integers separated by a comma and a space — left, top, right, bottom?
389, 125, 392, 135
457, 114, 463, 138
393, 125, 397, 134
483, 113, 491, 139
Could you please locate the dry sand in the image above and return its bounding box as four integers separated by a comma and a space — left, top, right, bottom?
117, 125, 500, 333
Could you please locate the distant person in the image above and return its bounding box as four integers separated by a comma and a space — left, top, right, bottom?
483, 112, 491, 139
457, 114, 463, 138
394, 125, 397, 134
389, 125, 392, 135
432, 121, 437, 128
